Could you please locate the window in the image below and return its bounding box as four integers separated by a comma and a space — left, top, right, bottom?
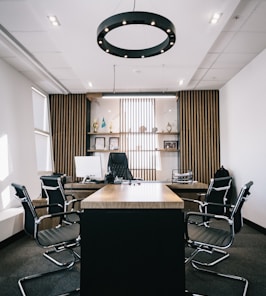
120, 98, 156, 180
32, 87, 53, 172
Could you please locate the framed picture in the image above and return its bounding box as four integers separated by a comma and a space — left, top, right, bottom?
95, 137, 105, 150
164, 140, 178, 150
109, 137, 119, 150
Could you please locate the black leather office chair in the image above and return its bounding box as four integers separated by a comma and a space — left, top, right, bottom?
40, 175, 80, 223
198, 176, 233, 215
185, 181, 253, 296
11, 183, 81, 295
107, 152, 134, 181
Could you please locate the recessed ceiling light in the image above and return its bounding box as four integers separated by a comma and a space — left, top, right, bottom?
88, 82, 93, 88
210, 12, 222, 24
47, 15, 60, 26
179, 79, 184, 86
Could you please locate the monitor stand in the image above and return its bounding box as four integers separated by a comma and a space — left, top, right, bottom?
81, 176, 96, 184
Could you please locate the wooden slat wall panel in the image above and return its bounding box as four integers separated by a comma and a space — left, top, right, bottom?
49, 94, 88, 178
178, 90, 220, 184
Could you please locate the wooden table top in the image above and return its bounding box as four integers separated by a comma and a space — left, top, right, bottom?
81, 183, 184, 209
168, 181, 208, 191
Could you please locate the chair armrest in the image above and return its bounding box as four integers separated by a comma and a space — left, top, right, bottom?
34, 203, 63, 210
36, 210, 80, 225
185, 210, 232, 224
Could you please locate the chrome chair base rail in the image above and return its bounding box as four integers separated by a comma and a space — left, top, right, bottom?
191, 261, 248, 296
18, 266, 80, 296
43, 247, 79, 267
186, 247, 230, 266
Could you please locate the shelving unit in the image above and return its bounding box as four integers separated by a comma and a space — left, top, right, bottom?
87, 131, 179, 153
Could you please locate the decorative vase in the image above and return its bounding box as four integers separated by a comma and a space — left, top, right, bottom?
166, 122, 172, 133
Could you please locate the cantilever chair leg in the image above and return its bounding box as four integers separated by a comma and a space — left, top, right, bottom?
43, 246, 79, 267
191, 261, 248, 296
186, 247, 230, 266
18, 266, 80, 296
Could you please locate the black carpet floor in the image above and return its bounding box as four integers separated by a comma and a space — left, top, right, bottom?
0, 223, 265, 296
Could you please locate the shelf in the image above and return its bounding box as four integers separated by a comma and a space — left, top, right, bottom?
87, 149, 121, 153
88, 132, 179, 135
87, 149, 179, 153
88, 132, 120, 136
157, 149, 179, 152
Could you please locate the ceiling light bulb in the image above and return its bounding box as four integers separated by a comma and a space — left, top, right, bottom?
47, 15, 60, 26
104, 27, 109, 32
122, 20, 127, 25
210, 12, 222, 24
48, 16, 57, 22
179, 79, 184, 86
151, 21, 156, 26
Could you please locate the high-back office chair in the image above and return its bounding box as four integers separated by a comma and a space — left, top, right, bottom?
40, 175, 80, 223
11, 183, 80, 295
200, 176, 233, 215
107, 152, 134, 181
185, 181, 253, 296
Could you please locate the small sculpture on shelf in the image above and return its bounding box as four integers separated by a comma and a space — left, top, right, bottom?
92, 120, 98, 133
109, 122, 113, 133
166, 122, 172, 133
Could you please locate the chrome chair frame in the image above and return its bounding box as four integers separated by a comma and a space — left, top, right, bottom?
185, 181, 253, 296
40, 175, 81, 223
11, 183, 81, 296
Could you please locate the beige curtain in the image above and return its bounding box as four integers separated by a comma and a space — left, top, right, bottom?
178, 90, 220, 184
49, 94, 88, 178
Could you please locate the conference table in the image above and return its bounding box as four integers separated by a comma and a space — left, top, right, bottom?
80, 182, 185, 295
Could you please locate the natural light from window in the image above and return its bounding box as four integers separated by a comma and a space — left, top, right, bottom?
32, 87, 53, 172
0, 134, 9, 181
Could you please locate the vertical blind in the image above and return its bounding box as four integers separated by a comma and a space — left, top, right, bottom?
178, 90, 220, 183
49, 94, 88, 178
120, 98, 156, 180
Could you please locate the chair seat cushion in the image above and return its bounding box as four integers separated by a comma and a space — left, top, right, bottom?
37, 223, 80, 247
188, 223, 233, 248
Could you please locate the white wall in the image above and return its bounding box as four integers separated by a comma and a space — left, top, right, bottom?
0, 59, 41, 213
220, 49, 266, 228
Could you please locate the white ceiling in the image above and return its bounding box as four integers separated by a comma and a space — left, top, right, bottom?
0, 0, 266, 94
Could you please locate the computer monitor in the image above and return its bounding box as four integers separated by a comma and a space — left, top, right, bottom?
74, 156, 103, 183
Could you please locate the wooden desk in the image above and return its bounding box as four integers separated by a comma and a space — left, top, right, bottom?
80, 183, 185, 295
64, 182, 105, 199
168, 182, 208, 212
168, 181, 208, 193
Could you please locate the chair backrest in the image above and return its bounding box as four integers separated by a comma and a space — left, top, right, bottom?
40, 175, 66, 213
205, 176, 233, 214
107, 152, 133, 180
230, 181, 253, 233
11, 183, 37, 237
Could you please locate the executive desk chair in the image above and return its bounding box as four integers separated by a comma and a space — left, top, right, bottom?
185, 181, 253, 296
40, 175, 80, 223
107, 152, 134, 181
199, 176, 233, 215
11, 183, 80, 296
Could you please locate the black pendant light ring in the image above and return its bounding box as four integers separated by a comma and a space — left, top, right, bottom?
97, 11, 176, 58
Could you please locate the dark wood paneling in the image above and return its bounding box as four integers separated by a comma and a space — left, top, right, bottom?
178, 90, 220, 183
49, 94, 88, 178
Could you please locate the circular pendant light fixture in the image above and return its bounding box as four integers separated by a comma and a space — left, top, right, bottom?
97, 11, 176, 58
